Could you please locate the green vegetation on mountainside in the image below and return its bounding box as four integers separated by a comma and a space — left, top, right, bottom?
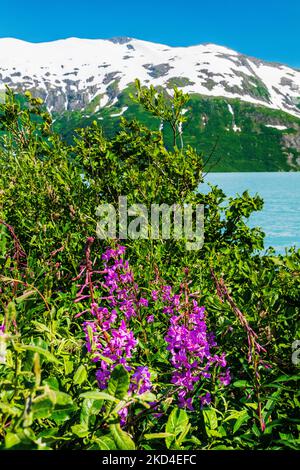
53, 84, 300, 172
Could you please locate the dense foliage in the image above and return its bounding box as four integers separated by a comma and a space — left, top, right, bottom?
0, 85, 299, 450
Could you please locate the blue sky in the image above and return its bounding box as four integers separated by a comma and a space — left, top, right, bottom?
1, 0, 299, 67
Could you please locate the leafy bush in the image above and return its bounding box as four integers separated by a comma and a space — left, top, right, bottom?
0, 85, 299, 450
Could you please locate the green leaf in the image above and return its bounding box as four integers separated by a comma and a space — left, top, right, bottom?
109, 423, 135, 450
0, 402, 22, 417
4, 432, 21, 449
71, 424, 89, 438
53, 391, 74, 406
18, 344, 59, 364
73, 365, 87, 385
232, 380, 251, 388
108, 365, 130, 399
211, 445, 235, 450
203, 408, 218, 431
80, 391, 119, 402
176, 422, 191, 446
50, 391, 76, 423
32, 396, 54, 419
136, 391, 157, 402
63, 357, 74, 375
93, 435, 117, 450
144, 432, 174, 440
80, 398, 104, 428
51, 407, 76, 423
165, 407, 189, 449
38, 428, 59, 438
43, 377, 60, 390
233, 411, 250, 434
272, 374, 300, 383
245, 403, 259, 410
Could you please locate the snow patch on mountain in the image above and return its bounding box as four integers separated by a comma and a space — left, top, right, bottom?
0, 37, 299, 117
265, 124, 288, 130
110, 106, 128, 117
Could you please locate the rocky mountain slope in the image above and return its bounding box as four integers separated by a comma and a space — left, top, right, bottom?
1, 37, 300, 170
1, 36, 300, 114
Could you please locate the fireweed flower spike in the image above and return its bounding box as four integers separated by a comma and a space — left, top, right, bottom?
75, 242, 153, 424
165, 299, 230, 410
75, 240, 229, 423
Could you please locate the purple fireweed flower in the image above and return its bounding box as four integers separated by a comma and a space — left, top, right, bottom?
171, 294, 181, 308
151, 290, 159, 301
162, 285, 172, 301
118, 366, 153, 426
200, 392, 212, 407
76, 242, 230, 424
211, 352, 227, 368
139, 298, 149, 307
130, 366, 152, 395
163, 306, 174, 315
118, 406, 129, 427
78, 244, 154, 415
165, 299, 229, 410
95, 321, 137, 389
83, 321, 101, 355
219, 368, 231, 386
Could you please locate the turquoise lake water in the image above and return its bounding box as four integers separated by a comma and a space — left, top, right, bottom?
201, 172, 300, 254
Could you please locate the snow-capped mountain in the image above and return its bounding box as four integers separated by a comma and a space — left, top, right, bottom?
0, 37, 299, 117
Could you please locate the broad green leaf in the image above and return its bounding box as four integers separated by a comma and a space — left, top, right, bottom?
165, 407, 189, 448
80, 391, 118, 402
233, 411, 250, 433
232, 380, 251, 388
108, 365, 130, 399
4, 432, 21, 449
51, 407, 77, 423
73, 365, 87, 385
272, 375, 300, 383
63, 357, 74, 375
32, 396, 54, 419
0, 402, 22, 417
80, 398, 104, 427
93, 435, 117, 450
211, 445, 235, 450
71, 424, 89, 438
136, 391, 157, 402
144, 432, 174, 440
38, 428, 59, 438
53, 391, 73, 406
203, 408, 218, 431
109, 423, 135, 450
50, 391, 76, 423
176, 422, 191, 446
43, 377, 60, 390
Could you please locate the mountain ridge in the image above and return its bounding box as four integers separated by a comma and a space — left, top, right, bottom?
0, 37, 299, 117
1, 37, 300, 171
